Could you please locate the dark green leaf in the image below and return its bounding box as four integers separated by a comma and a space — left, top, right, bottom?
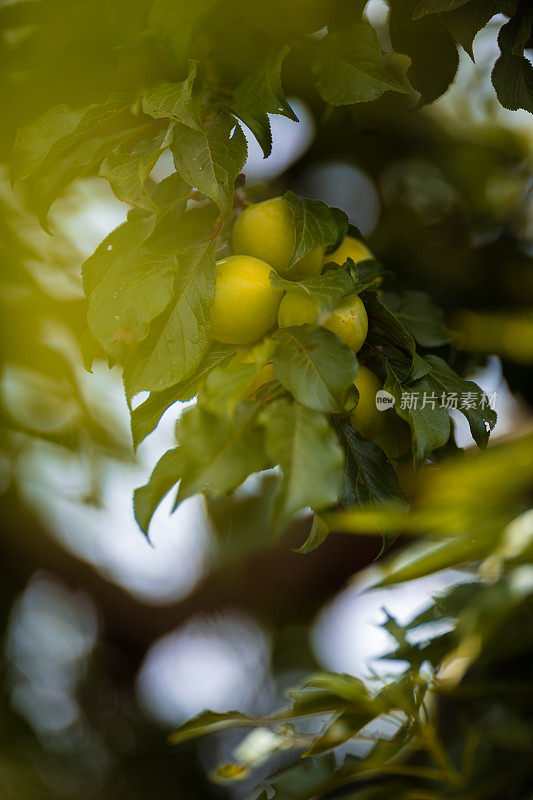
171, 111, 247, 214
133, 447, 182, 536
389, 0, 459, 105
382, 291, 450, 347
11, 93, 132, 183
148, 0, 217, 68
308, 23, 408, 106
175, 404, 268, 506
283, 191, 348, 268
270, 267, 355, 324
260, 399, 345, 523
274, 326, 358, 413
491, 1, 533, 113
142, 60, 202, 130
100, 127, 167, 208
413, 0, 470, 18
335, 419, 410, 513
130, 344, 236, 448
423, 354, 497, 448
124, 242, 216, 394
385, 369, 451, 463
441, 0, 507, 60
232, 45, 297, 158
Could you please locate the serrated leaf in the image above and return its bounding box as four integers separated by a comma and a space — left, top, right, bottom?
308, 23, 408, 106
385, 369, 451, 463
133, 447, 182, 536
200, 340, 276, 418
389, 0, 459, 106
383, 291, 450, 347
270, 267, 356, 324
124, 242, 216, 395
87, 247, 177, 361
423, 354, 497, 448
171, 111, 247, 214
11, 93, 132, 183
334, 419, 410, 514
283, 192, 348, 267
274, 326, 358, 413
99, 127, 167, 208
25, 128, 139, 229
130, 344, 236, 448
364, 291, 428, 379
441, 0, 506, 60
148, 0, 217, 68
175, 404, 268, 506
260, 399, 344, 524
491, 2, 533, 113
232, 45, 297, 158
87, 244, 179, 361
413, 0, 470, 18
142, 60, 201, 130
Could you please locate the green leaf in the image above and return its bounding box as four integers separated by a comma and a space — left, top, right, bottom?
382, 291, 450, 347
491, 2, 533, 113
260, 399, 345, 523
130, 344, 236, 448
123, 242, 216, 395
364, 291, 428, 379
270, 267, 358, 324
441, 0, 507, 60
389, 0, 459, 105
99, 127, 167, 208
148, 0, 217, 68
23, 128, 139, 229
87, 247, 177, 361
334, 419, 410, 513
308, 23, 408, 106
200, 340, 276, 418
283, 192, 348, 267
297, 513, 331, 553
11, 93, 132, 183
413, 0, 470, 18
232, 45, 297, 158
142, 60, 202, 130
385, 369, 451, 463
133, 447, 182, 536
171, 110, 247, 215
274, 326, 358, 413
169, 710, 253, 744
175, 404, 268, 506
423, 355, 497, 448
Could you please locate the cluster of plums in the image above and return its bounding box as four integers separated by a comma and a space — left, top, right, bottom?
210, 196, 409, 457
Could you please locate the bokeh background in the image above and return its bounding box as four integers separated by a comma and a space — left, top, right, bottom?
0, 0, 532, 796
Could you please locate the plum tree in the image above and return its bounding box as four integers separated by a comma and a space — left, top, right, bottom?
210, 256, 283, 344
326, 235, 373, 267
350, 365, 385, 438
278, 291, 368, 352
232, 197, 324, 278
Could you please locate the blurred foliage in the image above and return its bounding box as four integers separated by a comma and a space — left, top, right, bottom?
171, 434, 533, 799
0, 1, 531, 799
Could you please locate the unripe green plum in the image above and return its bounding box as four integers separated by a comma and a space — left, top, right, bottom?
210, 256, 282, 345
278, 291, 368, 353
232, 197, 324, 279
326, 236, 373, 267
350, 365, 385, 439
